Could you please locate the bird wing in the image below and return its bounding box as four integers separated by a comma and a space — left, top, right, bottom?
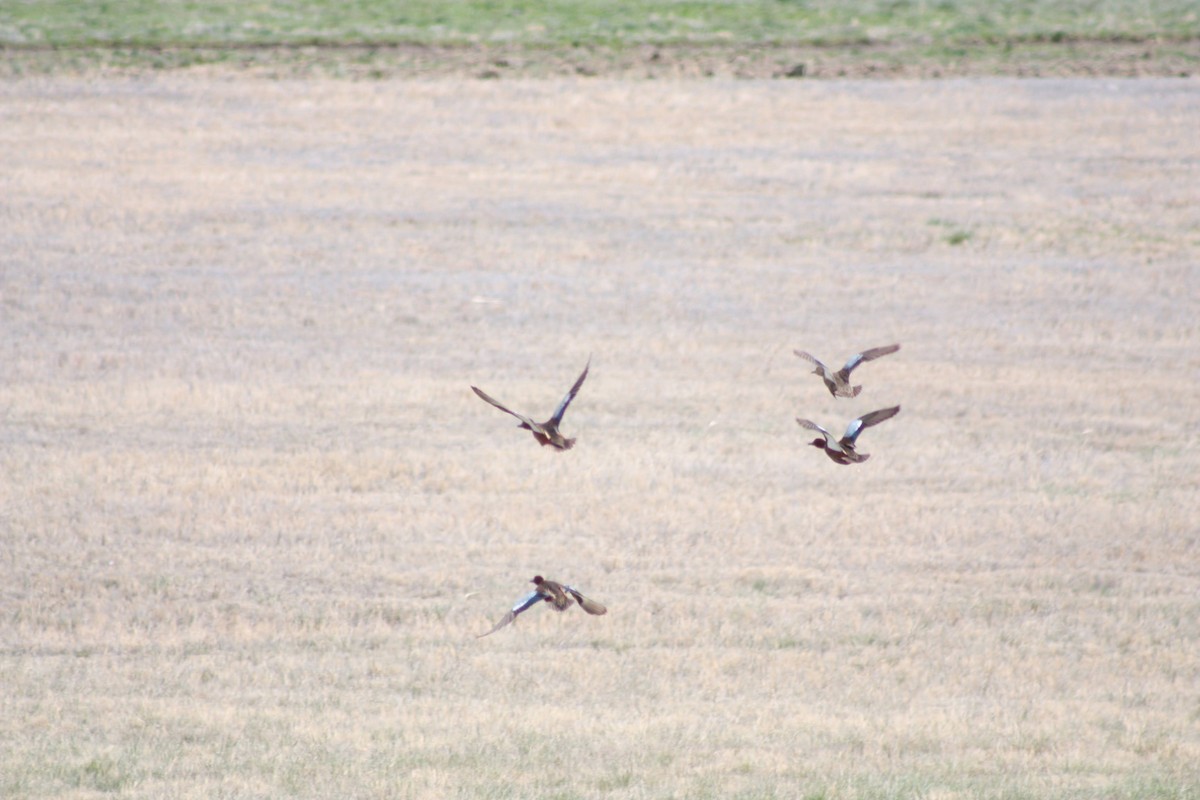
840, 345, 897, 379
477, 589, 543, 638
840, 352, 866, 374
859, 343, 901, 362
472, 386, 541, 430
548, 357, 590, 426
840, 344, 900, 376
843, 405, 900, 444
793, 350, 829, 375
795, 417, 834, 443
564, 586, 607, 616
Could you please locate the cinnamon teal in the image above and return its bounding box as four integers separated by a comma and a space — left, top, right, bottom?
794, 344, 900, 398
478, 575, 607, 637
472, 357, 590, 450
796, 405, 900, 465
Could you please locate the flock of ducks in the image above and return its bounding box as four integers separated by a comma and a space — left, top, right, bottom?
472, 344, 902, 636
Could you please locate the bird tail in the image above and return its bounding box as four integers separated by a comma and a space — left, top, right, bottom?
575, 596, 607, 615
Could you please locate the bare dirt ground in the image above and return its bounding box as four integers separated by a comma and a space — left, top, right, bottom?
4, 39, 1200, 79
1, 75, 1199, 798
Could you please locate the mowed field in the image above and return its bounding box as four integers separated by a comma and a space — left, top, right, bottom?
2, 74, 1199, 799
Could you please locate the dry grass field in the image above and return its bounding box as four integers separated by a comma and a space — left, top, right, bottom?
2, 75, 1198, 798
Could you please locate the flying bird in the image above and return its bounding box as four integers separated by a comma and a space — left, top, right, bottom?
477, 575, 608, 637
793, 344, 900, 398
471, 357, 590, 450
796, 405, 900, 465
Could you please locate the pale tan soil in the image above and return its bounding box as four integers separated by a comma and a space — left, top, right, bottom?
1, 76, 1198, 798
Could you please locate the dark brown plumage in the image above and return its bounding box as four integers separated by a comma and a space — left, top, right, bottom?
794, 344, 900, 398
796, 405, 900, 464
472, 358, 590, 450
477, 575, 608, 638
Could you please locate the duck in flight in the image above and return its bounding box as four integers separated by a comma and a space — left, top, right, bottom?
478, 576, 608, 637
793, 344, 900, 398
796, 405, 900, 465
472, 357, 590, 450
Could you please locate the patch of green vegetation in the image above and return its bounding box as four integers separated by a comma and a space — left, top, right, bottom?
928, 218, 974, 245
1, 0, 1197, 50
595, 770, 635, 790
945, 229, 973, 245
75, 755, 129, 793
